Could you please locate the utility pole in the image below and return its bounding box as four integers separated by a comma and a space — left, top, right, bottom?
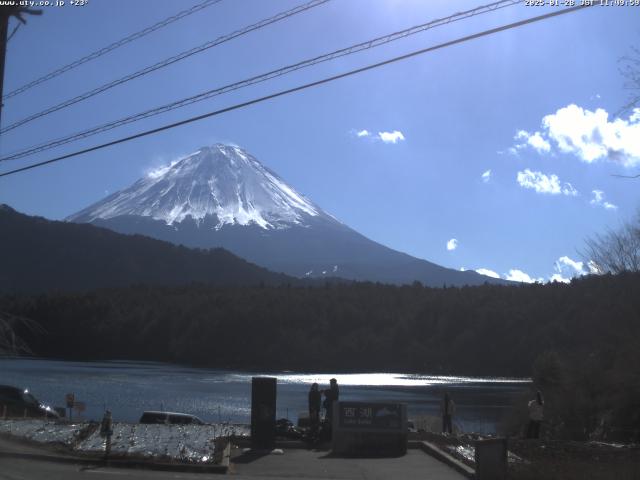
0, 9, 10, 128
0, 6, 42, 129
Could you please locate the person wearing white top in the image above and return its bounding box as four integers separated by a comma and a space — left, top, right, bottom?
527, 390, 544, 439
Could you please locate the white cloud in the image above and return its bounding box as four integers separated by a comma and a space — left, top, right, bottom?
475, 255, 597, 285
516, 169, 578, 196
590, 189, 617, 210
549, 255, 589, 283
481, 169, 492, 183
146, 159, 180, 179
505, 269, 542, 283
527, 132, 552, 154
446, 238, 458, 251
556, 255, 584, 274
510, 105, 640, 167
537, 105, 640, 166
354, 129, 405, 144
548, 273, 570, 283
591, 189, 604, 204
476, 268, 500, 279
378, 130, 405, 144
514, 130, 551, 154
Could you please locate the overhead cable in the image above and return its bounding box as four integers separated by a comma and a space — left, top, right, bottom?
0, 0, 331, 134
0, 0, 520, 161
2, 0, 224, 101
0, 4, 595, 179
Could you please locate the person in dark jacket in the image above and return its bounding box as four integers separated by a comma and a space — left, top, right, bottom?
308, 383, 321, 435
441, 392, 456, 434
323, 378, 339, 423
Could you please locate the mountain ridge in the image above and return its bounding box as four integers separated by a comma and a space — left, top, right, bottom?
67, 144, 510, 287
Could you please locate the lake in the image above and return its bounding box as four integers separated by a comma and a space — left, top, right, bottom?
0, 358, 530, 434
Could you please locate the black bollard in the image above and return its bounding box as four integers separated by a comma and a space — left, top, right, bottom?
475, 437, 507, 480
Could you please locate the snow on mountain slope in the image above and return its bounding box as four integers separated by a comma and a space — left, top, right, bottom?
67, 143, 509, 286
68, 144, 323, 229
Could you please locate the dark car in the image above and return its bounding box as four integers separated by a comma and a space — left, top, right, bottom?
0, 385, 60, 419
139, 410, 204, 425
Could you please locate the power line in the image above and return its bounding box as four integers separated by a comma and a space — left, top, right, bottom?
0, 3, 595, 179
612, 174, 640, 179
2, 0, 223, 101
0, 0, 521, 162
0, 0, 331, 135
6, 22, 20, 43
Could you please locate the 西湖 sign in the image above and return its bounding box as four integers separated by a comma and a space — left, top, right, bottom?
338, 402, 403, 430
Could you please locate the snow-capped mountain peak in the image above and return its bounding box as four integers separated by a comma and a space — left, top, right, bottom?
68, 144, 323, 229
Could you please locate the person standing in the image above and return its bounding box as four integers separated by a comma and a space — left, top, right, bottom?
308, 383, 321, 435
527, 390, 544, 439
441, 392, 455, 434
323, 378, 339, 424
100, 409, 113, 459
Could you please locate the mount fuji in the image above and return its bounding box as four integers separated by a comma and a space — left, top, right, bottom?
68, 144, 504, 287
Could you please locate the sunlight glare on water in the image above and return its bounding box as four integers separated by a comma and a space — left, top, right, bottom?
231, 372, 530, 387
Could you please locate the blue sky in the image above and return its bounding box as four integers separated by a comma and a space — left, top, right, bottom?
1, 0, 639, 283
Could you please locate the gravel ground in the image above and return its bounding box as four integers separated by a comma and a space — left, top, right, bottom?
0, 419, 249, 464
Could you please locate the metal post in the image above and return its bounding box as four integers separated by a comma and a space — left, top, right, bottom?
0, 6, 42, 129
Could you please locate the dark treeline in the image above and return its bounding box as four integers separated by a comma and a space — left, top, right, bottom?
3, 273, 639, 439
0, 273, 636, 374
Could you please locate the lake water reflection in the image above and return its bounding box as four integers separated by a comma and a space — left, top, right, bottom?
0, 358, 530, 434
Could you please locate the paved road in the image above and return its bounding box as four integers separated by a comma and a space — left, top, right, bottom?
0, 458, 218, 480
0, 450, 467, 480
230, 448, 468, 479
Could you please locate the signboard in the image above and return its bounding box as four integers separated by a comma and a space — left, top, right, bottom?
251, 377, 276, 449
74, 401, 86, 413
332, 401, 408, 456
65, 393, 75, 409
338, 402, 403, 430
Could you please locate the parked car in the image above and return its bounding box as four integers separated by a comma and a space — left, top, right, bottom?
0, 385, 60, 419
139, 411, 204, 425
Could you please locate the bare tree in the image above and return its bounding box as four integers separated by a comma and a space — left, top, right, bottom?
619, 45, 640, 116
583, 214, 640, 274
0, 312, 42, 356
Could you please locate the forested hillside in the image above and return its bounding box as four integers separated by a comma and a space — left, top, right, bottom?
2, 273, 637, 375
0, 205, 294, 292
